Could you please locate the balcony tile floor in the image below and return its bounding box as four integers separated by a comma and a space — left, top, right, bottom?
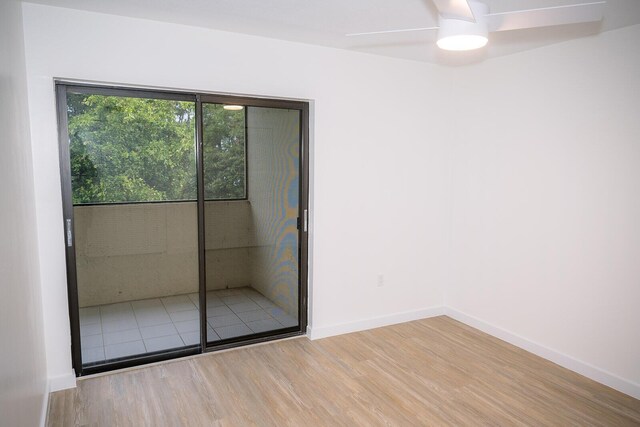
79, 287, 298, 365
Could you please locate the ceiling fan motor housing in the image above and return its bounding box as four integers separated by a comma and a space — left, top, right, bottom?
437, 0, 489, 51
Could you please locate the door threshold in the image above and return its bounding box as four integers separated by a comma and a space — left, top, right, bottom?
77, 333, 306, 381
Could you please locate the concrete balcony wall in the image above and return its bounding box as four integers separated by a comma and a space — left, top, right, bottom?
74, 202, 198, 307
75, 201, 256, 307
203, 200, 254, 291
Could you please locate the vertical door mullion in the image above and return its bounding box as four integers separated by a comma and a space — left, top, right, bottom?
299, 106, 309, 333
195, 96, 208, 351
56, 85, 83, 375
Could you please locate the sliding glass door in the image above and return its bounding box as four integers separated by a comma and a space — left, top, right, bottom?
57, 84, 308, 375
200, 101, 302, 345
58, 87, 201, 371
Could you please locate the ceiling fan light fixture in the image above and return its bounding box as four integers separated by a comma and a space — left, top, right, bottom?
346, 0, 607, 56
437, 0, 489, 51
437, 34, 488, 51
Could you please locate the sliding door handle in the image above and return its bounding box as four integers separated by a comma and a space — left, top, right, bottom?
66, 218, 73, 247
303, 209, 308, 232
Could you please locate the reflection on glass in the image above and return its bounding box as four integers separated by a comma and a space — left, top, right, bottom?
204, 106, 300, 344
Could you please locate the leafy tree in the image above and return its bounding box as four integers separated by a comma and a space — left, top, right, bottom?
202, 104, 246, 200
68, 93, 246, 204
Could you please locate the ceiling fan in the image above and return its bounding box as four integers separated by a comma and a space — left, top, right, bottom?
346, 0, 607, 51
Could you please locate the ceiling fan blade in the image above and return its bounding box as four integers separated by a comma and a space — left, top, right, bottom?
346, 27, 439, 37
487, 1, 606, 32
432, 0, 475, 21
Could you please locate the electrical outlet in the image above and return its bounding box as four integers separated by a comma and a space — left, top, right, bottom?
377, 274, 384, 287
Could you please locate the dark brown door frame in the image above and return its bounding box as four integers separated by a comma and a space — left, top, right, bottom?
56, 81, 310, 376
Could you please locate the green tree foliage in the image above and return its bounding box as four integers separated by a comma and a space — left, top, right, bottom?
202, 104, 246, 200
68, 93, 246, 204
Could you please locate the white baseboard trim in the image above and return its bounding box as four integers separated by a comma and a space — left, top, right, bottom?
445, 307, 640, 400
307, 306, 445, 340
48, 370, 77, 392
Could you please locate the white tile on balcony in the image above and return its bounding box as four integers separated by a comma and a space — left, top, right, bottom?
104, 340, 146, 360
180, 331, 201, 346
246, 318, 283, 333
264, 306, 287, 318
237, 309, 272, 323
134, 309, 172, 327
80, 288, 285, 365
207, 305, 233, 317
81, 334, 103, 350
228, 301, 260, 314
205, 297, 225, 308
251, 296, 277, 309
207, 328, 220, 342
101, 310, 137, 324
207, 314, 242, 329
275, 314, 298, 328
82, 346, 105, 364
144, 335, 184, 352
187, 293, 200, 307
139, 323, 178, 340
79, 307, 100, 325
173, 319, 200, 334
103, 328, 142, 346
214, 324, 253, 340
133, 304, 167, 315
161, 295, 197, 313
102, 316, 139, 334
169, 309, 199, 323
80, 322, 102, 337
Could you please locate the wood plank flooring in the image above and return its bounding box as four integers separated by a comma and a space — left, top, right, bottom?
47, 316, 640, 426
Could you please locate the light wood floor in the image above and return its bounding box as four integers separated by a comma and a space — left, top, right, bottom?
47, 316, 640, 426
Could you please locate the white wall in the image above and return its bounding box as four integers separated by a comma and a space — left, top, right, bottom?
0, 0, 49, 425
448, 25, 640, 397
22, 3, 452, 385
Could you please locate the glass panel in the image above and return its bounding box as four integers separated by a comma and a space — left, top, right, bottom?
203, 105, 300, 344
67, 91, 200, 367
67, 93, 197, 204
202, 104, 246, 200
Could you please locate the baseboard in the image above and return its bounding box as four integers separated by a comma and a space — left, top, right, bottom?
48, 370, 76, 392
307, 306, 445, 340
445, 307, 640, 400
42, 372, 75, 425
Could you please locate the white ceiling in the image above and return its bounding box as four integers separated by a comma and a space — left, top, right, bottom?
24, 0, 640, 64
